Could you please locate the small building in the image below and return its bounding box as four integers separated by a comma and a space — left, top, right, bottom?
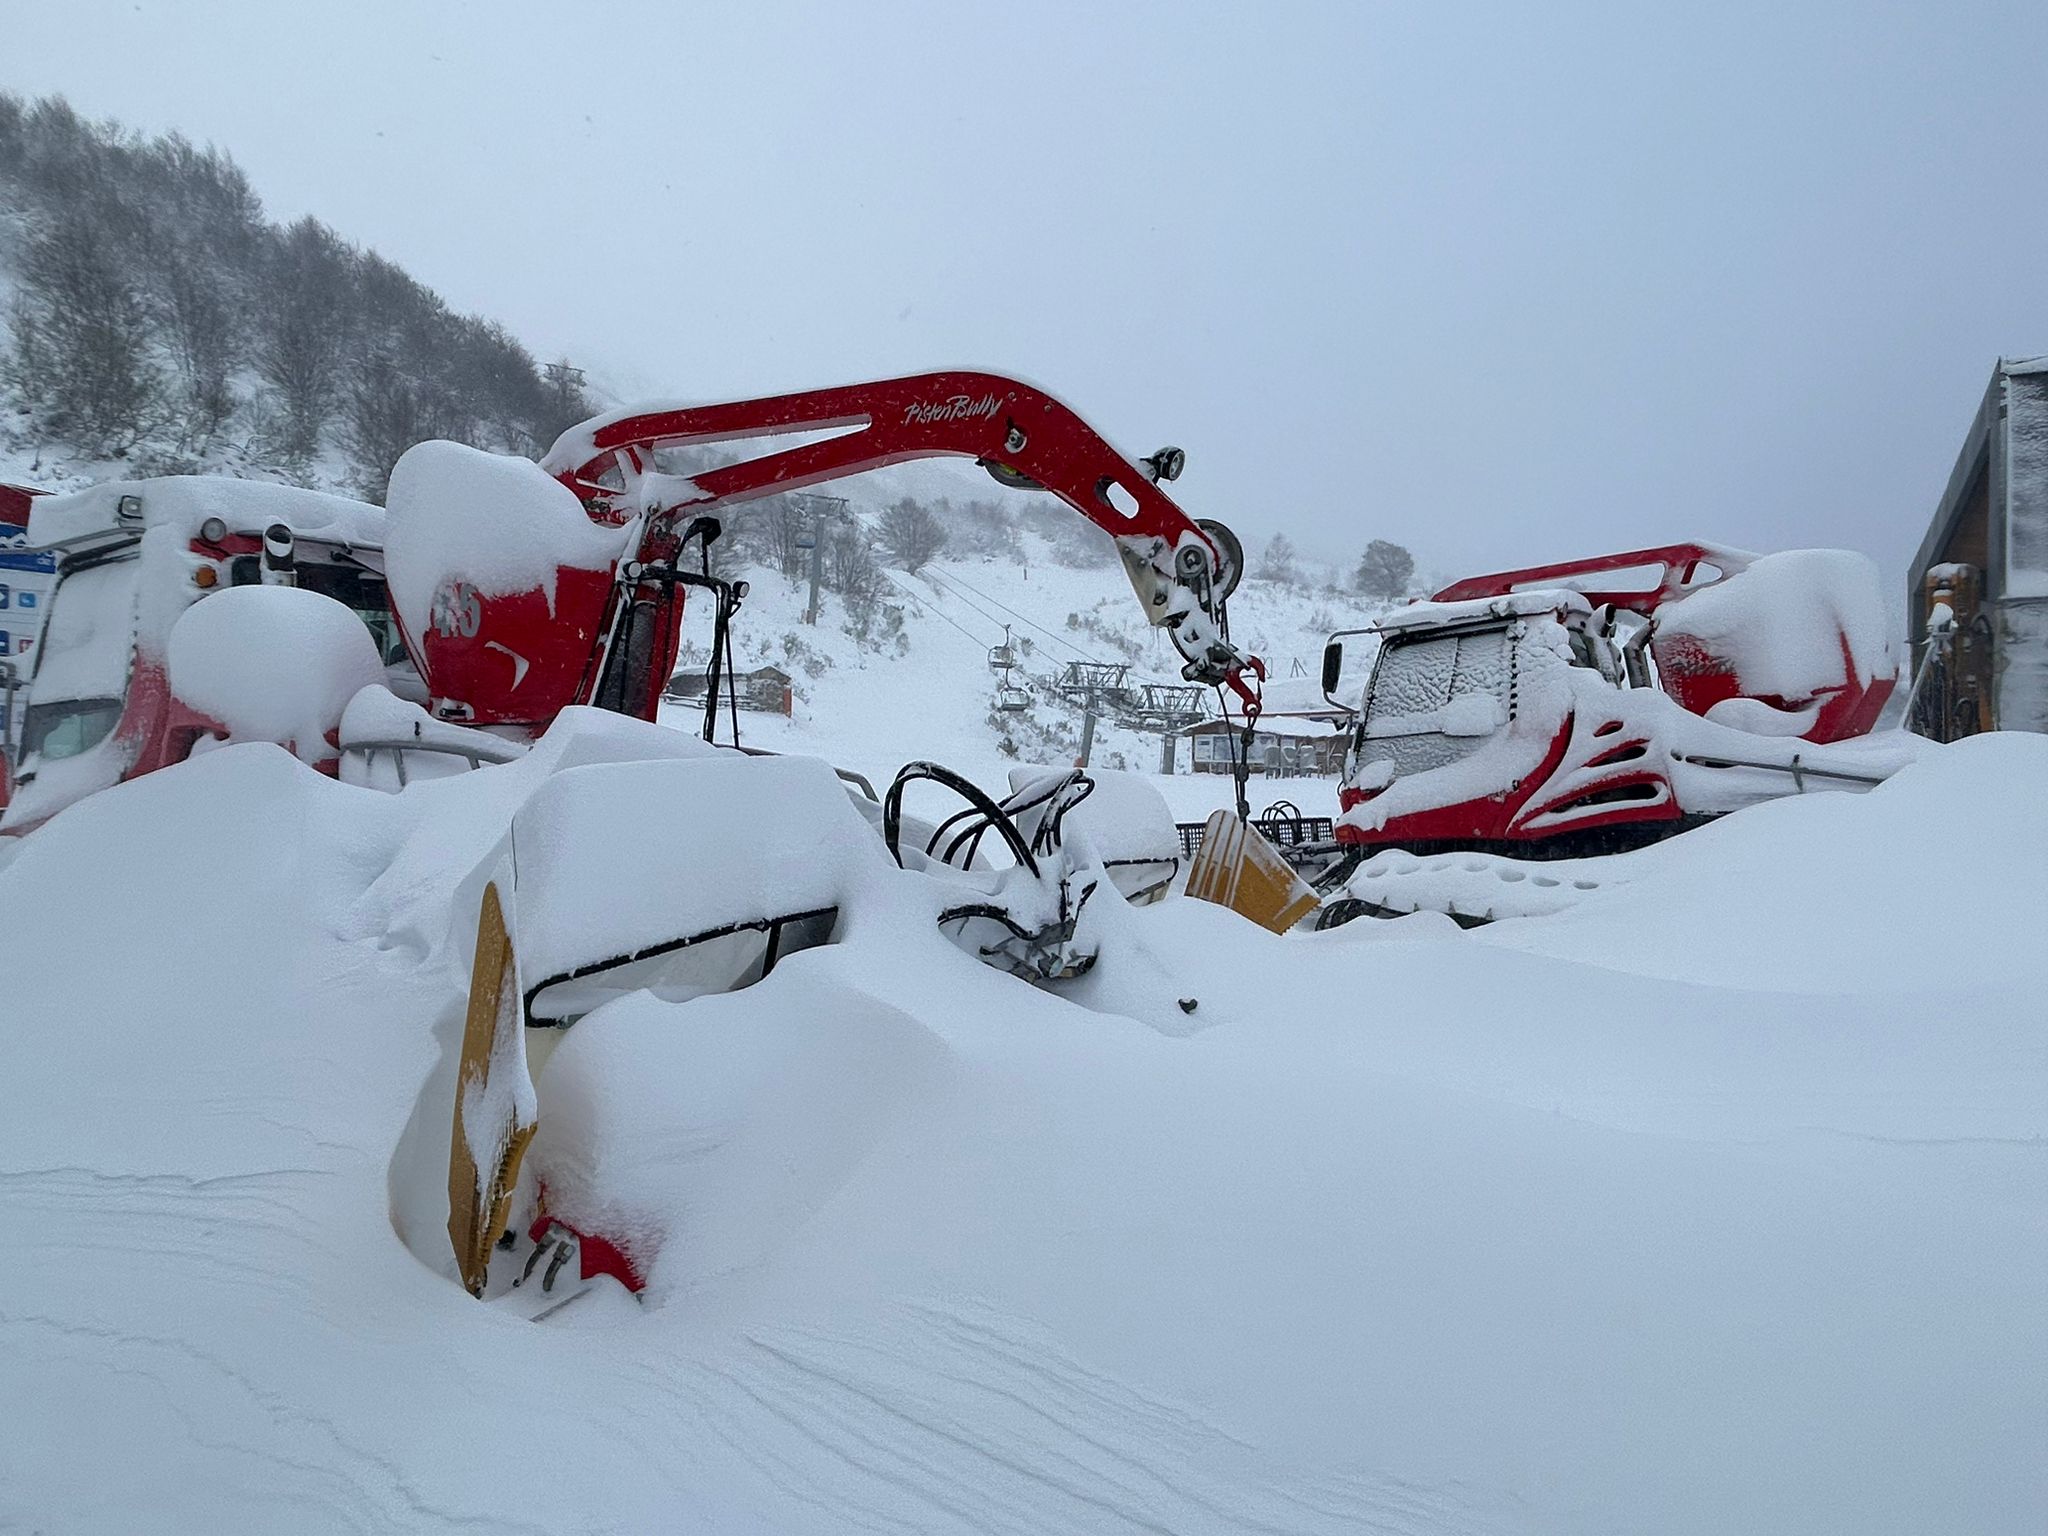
1185, 714, 1347, 776
664, 664, 793, 716
1907, 357, 2048, 735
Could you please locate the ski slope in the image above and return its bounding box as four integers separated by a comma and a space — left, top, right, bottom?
671, 517, 1374, 821
1, 710, 2042, 1534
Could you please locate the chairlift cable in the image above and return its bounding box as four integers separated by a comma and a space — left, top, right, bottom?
882, 569, 1003, 649
925, 565, 1103, 664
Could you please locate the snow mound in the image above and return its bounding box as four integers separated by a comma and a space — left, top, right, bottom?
383, 440, 630, 645
167, 586, 385, 760
1483, 731, 2048, 992
530, 955, 952, 1300
1007, 764, 1176, 868
4, 698, 2045, 1531
347, 705, 724, 974
1701, 693, 1821, 735
1658, 547, 1893, 698
505, 752, 883, 1002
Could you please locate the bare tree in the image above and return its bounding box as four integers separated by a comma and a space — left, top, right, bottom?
879, 498, 948, 572
151, 242, 240, 445
6, 204, 166, 453
829, 524, 884, 596
1256, 532, 1300, 584
759, 497, 809, 579
533, 356, 594, 445
0, 90, 604, 478
936, 496, 1019, 559
1354, 539, 1416, 600
253, 216, 355, 460
342, 358, 455, 501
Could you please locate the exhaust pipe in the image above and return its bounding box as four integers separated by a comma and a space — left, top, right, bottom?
261, 523, 296, 587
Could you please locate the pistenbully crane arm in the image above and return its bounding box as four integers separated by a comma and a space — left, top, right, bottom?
531, 370, 1264, 725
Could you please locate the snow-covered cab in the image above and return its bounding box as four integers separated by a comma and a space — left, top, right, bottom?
0, 479, 406, 833
1327, 544, 1906, 855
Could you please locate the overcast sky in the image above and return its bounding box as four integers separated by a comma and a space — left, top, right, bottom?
9, 0, 2048, 585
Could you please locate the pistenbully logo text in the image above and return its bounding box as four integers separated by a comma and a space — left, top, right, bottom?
902, 393, 1001, 426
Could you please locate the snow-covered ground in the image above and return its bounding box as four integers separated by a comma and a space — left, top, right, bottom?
1, 699, 2042, 1533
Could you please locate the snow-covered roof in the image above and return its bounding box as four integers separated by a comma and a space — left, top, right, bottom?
25, 476, 386, 553
1374, 589, 1590, 635
1187, 715, 1343, 739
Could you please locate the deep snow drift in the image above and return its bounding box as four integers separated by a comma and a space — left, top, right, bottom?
1, 720, 2042, 1534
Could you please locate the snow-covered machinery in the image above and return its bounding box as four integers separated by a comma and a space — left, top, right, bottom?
1319, 543, 1918, 875
0, 370, 1265, 835
0, 481, 51, 746
399, 371, 1272, 1298
0, 373, 1279, 1298
400, 370, 1262, 734
445, 740, 1196, 1301
0, 479, 405, 831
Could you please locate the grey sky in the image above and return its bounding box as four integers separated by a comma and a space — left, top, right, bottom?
9, 0, 2047, 585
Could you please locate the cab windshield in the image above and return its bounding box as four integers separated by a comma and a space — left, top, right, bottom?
1363, 626, 1512, 734
22, 696, 125, 760
20, 553, 141, 761
227, 555, 409, 665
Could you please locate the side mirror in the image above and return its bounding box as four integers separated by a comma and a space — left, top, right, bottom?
1321, 639, 1343, 698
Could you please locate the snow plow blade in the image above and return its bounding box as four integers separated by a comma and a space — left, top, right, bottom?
1184, 810, 1320, 933
447, 881, 537, 1298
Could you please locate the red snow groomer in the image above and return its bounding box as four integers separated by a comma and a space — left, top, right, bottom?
1320, 542, 1919, 861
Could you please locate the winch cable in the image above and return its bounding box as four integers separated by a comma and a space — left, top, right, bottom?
1214, 680, 1261, 823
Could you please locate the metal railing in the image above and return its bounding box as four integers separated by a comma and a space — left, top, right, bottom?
1177, 811, 1336, 860
340, 734, 525, 787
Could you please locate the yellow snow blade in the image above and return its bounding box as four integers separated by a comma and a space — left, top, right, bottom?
1184, 809, 1321, 934
447, 881, 537, 1298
